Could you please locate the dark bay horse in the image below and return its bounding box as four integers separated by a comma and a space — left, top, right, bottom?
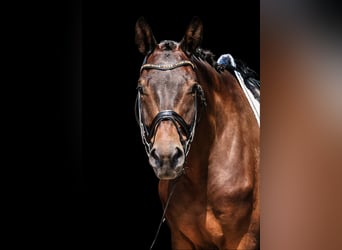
135, 16, 260, 250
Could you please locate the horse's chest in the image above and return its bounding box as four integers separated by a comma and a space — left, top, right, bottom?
167, 205, 224, 246
203, 207, 224, 240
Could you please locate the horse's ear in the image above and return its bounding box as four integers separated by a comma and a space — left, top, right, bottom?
135, 16, 157, 55
180, 16, 203, 55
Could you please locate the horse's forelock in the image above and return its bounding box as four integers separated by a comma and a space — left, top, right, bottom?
159, 40, 178, 51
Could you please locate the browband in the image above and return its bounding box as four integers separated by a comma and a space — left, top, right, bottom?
140, 60, 195, 73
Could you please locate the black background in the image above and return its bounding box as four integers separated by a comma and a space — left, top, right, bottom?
13, 1, 259, 249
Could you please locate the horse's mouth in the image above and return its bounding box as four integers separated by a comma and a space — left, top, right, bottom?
153, 166, 183, 180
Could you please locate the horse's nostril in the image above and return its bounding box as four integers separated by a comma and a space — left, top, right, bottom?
171, 147, 184, 168
150, 148, 161, 167
150, 147, 184, 168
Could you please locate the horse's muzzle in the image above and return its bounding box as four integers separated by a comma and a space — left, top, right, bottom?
149, 146, 185, 179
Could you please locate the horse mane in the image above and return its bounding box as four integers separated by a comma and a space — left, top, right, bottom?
193, 47, 219, 69
193, 47, 260, 101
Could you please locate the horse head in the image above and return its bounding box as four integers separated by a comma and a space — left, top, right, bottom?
135, 17, 206, 180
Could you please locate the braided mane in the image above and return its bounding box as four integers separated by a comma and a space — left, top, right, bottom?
194, 47, 260, 101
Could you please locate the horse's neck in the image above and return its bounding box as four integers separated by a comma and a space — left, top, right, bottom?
203, 70, 254, 137
189, 69, 259, 178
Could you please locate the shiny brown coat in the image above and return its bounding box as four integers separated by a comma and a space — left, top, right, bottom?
135, 16, 260, 250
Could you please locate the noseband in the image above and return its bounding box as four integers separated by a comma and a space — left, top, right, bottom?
135, 60, 206, 158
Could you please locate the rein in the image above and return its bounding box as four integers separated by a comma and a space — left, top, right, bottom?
149, 177, 179, 250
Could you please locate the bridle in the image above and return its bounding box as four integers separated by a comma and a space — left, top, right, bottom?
135, 60, 206, 158
135, 59, 206, 250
